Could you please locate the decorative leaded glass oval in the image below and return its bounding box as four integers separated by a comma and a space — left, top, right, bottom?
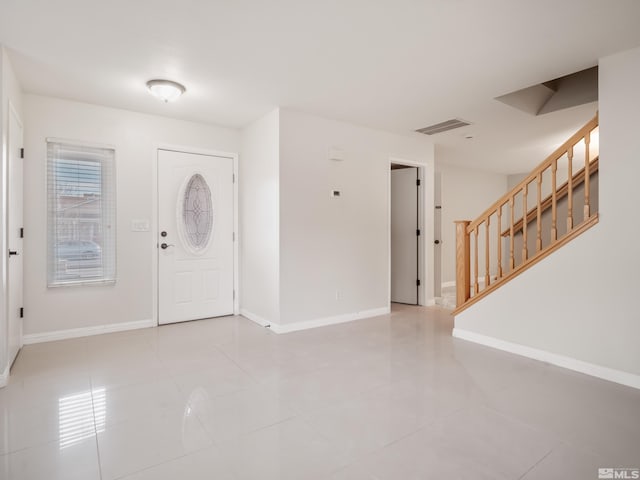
181, 174, 213, 252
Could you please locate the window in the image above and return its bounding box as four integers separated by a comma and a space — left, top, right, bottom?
181, 173, 214, 253
47, 141, 116, 286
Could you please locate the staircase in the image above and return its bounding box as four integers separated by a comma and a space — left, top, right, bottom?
454, 114, 599, 314
436, 284, 457, 309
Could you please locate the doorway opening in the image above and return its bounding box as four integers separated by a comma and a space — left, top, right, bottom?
390, 163, 423, 305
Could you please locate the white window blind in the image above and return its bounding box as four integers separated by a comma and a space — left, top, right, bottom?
47, 141, 116, 286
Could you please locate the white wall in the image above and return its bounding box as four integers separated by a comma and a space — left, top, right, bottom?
436, 162, 507, 284
1, 48, 23, 380
507, 173, 527, 190
23, 95, 239, 337
455, 45, 640, 382
278, 109, 434, 326
239, 109, 280, 324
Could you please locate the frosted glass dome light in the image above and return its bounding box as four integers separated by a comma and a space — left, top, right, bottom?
146, 79, 186, 103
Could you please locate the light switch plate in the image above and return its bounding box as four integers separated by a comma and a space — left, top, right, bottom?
131, 219, 150, 232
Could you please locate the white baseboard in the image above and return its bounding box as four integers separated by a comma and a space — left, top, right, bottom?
270, 307, 390, 334
452, 328, 640, 390
423, 299, 436, 307
0, 363, 9, 388
441, 281, 456, 288
22, 319, 156, 345
239, 309, 273, 328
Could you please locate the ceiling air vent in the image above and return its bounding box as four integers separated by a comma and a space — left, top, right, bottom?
415, 118, 471, 135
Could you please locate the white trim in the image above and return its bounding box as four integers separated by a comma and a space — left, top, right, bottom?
157, 144, 235, 158
232, 153, 239, 315
441, 281, 456, 288
0, 364, 9, 388
423, 299, 436, 306
452, 328, 640, 390
6, 100, 24, 374
239, 309, 273, 328
22, 319, 155, 345
45, 137, 115, 150
270, 307, 390, 334
387, 158, 436, 307
388, 157, 426, 168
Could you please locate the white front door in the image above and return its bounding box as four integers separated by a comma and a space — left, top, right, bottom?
157, 149, 234, 325
7, 105, 24, 366
391, 167, 418, 305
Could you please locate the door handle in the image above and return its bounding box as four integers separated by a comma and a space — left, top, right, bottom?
160, 243, 174, 250
8, 250, 19, 256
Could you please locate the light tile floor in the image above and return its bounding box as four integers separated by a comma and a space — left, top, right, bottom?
1, 304, 639, 479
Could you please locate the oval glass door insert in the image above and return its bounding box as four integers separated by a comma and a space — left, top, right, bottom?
181, 173, 213, 253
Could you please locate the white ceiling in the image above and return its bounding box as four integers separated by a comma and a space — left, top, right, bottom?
1, 0, 639, 174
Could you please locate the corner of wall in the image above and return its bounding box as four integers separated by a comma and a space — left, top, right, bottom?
239, 108, 281, 324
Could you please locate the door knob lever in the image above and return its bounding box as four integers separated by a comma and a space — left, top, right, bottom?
8, 250, 19, 256
160, 243, 174, 250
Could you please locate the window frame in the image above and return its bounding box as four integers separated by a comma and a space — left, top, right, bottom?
46, 139, 117, 287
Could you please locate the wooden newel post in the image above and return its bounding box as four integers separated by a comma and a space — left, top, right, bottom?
455, 220, 471, 307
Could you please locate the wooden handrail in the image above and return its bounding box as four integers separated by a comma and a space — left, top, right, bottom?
501, 156, 599, 237
467, 114, 598, 232
454, 114, 599, 313
454, 215, 598, 315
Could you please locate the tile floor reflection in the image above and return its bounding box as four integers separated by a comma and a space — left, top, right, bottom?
58, 387, 105, 449
0, 304, 638, 479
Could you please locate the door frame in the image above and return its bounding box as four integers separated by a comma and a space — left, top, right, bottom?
4, 100, 24, 379
387, 157, 435, 307
152, 144, 239, 326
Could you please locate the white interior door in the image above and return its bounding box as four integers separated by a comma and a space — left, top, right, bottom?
391, 167, 418, 304
158, 149, 234, 325
7, 105, 24, 366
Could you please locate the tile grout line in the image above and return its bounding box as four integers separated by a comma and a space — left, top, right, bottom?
89, 374, 104, 480
517, 447, 555, 480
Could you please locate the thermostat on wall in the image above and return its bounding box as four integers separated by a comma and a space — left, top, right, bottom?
331, 190, 341, 198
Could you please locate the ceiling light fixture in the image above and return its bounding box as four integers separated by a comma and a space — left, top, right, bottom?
146, 79, 186, 103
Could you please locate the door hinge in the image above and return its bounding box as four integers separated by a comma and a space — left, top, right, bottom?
233, 290, 236, 300
19, 307, 24, 318
416, 279, 421, 287
232, 232, 236, 241
416, 179, 421, 186
20, 227, 24, 238
20, 148, 24, 159
232, 173, 235, 183
416, 229, 421, 236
